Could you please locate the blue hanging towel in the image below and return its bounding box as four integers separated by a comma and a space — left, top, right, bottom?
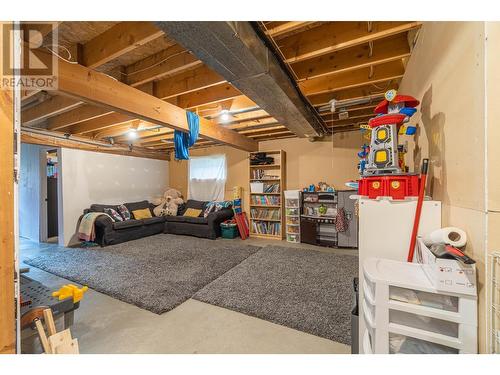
174, 111, 200, 160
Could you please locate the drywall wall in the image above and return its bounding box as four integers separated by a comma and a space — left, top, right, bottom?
19, 143, 42, 241
259, 133, 362, 190
169, 133, 362, 214
399, 21, 488, 352
486, 21, 500, 353
60, 148, 169, 246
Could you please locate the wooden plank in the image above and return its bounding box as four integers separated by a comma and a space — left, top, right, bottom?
300, 60, 405, 97
279, 21, 421, 64
167, 83, 241, 109
52, 57, 257, 151
292, 33, 411, 82
0, 28, 15, 352
42, 309, 57, 336
82, 21, 164, 68
47, 329, 72, 354
54, 338, 79, 354
125, 44, 201, 87
34, 319, 50, 354
154, 65, 225, 99
308, 79, 401, 107
22, 95, 82, 125
70, 113, 133, 135
21, 132, 169, 161
265, 21, 317, 39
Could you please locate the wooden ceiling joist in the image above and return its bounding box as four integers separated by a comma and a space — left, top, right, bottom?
22, 95, 82, 125
23, 22, 166, 125
300, 59, 405, 97
265, 21, 318, 39
279, 21, 421, 64
292, 33, 411, 82
82, 21, 165, 69
49, 55, 257, 151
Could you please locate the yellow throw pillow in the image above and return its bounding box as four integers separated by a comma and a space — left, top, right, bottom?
183, 208, 202, 217
132, 208, 152, 220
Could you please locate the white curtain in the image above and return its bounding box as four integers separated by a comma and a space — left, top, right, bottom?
188, 154, 227, 201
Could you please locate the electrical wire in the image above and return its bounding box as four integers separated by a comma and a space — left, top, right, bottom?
118, 50, 190, 77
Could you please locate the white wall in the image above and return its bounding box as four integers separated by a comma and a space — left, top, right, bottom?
19, 143, 42, 241
59, 148, 169, 246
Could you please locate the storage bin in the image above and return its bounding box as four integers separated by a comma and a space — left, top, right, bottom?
389, 333, 458, 354
221, 223, 239, 239
287, 233, 300, 242
389, 309, 459, 338
389, 286, 458, 312
250, 182, 264, 193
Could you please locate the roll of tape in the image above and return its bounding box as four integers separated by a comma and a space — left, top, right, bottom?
422, 227, 467, 248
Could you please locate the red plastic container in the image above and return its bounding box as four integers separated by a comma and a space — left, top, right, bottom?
358, 174, 420, 200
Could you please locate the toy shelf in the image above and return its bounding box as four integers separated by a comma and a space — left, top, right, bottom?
249, 150, 286, 239
284, 190, 300, 243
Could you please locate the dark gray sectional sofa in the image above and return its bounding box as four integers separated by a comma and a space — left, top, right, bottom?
80, 199, 233, 246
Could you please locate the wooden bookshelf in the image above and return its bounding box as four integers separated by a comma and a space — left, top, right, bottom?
248, 150, 286, 239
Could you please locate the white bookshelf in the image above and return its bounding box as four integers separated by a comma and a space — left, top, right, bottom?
284, 190, 300, 243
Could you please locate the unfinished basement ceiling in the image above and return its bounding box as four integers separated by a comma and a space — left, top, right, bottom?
20, 21, 421, 159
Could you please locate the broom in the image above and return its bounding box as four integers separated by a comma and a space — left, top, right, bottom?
407, 158, 429, 262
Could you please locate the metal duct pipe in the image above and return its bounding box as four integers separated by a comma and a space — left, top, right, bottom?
318, 92, 386, 113
22, 126, 114, 148
205, 106, 261, 120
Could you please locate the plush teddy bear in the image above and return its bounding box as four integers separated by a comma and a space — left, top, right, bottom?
153, 188, 184, 217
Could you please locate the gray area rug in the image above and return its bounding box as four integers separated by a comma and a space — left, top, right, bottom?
194, 246, 358, 345
24, 234, 260, 314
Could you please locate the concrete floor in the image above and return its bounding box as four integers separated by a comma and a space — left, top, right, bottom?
20, 236, 356, 354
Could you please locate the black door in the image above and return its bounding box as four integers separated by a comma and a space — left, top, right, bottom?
47, 177, 58, 238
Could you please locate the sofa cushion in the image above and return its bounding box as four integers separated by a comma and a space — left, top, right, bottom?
184, 199, 207, 211
104, 207, 123, 222
124, 200, 151, 213
131, 208, 152, 220
112, 219, 143, 230
142, 216, 165, 225
90, 204, 120, 213
165, 215, 208, 225
117, 204, 131, 220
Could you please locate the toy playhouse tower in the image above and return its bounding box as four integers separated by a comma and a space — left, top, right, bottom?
358, 90, 421, 199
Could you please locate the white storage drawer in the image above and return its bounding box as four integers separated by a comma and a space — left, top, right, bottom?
389, 286, 458, 312
389, 309, 459, 338
389, 333, 458, 354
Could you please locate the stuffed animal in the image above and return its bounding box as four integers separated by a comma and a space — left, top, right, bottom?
153, 188, 184, 217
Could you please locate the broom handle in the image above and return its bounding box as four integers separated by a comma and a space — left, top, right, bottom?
407, 159, 429, 262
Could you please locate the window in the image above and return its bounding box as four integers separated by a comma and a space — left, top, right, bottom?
188, 155, 227, 201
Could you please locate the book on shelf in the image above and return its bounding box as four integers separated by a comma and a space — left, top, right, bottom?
263, 183, 280, 193
251, 221, 281, 236
251, 195, 281, 205
251, 169, 280, 180
250, 208, 281, 220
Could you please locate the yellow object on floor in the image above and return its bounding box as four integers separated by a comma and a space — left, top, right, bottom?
52, 284, 88, 303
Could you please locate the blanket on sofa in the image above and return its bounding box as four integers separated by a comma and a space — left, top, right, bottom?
78, 212, 112, 241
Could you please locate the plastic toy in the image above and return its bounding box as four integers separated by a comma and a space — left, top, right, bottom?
357, 89, 422, 200
52, 284, 88, 303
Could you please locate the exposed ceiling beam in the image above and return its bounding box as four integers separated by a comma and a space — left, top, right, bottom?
308, 79, 401, 107
45, 54, 257, 151
301, 60, 405, 97
279, 21, 421, 64
265, 21, 317, 39
157, 21, 326, 138
22, 95, 82, 125
82, 21, 165, 69
124, 44, 201, 86
292, 33, 411, 82
69, 82, 242, 135
22, 22, 166, 125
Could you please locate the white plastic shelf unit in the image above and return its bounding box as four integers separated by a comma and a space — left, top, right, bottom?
284, 190, 300, 243
491, 252, 500, 353
362, 258, 477, 354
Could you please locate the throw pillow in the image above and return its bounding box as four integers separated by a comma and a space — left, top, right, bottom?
117, 204, 131, 220
104, 208, 123, 222
183, 208, 202, 217
203, 202, 216, 218
215, 200, 232, 211
132, 208, 152, 220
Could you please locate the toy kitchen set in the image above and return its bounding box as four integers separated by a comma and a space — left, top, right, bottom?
297, 183, 358, 248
